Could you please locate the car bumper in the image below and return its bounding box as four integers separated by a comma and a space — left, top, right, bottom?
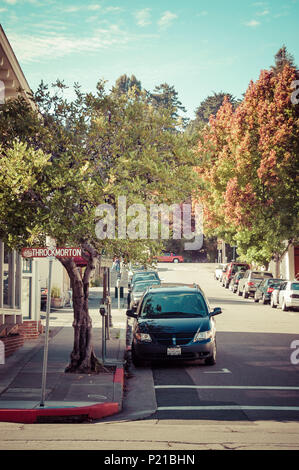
133, 338, 215, 362
287, 299, 299, 308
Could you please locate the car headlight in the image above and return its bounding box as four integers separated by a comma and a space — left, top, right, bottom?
193, 329, 214, 342
135, 332, 152, 343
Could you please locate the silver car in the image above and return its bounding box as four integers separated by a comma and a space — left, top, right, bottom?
271, 281, 299, 311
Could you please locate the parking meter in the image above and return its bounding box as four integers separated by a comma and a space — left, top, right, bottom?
99, 304, 107, 316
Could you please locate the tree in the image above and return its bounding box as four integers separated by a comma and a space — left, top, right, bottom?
271, 45, 295, 75
149, 83, 188, 125
194, 60, 299, 267
187, 91, 240, 134
111, 74, 142, 96
0, 80, 199, 373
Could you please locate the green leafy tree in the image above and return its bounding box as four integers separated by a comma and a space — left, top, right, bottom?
0, 80, 199, 373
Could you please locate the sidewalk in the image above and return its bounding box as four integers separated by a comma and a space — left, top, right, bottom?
0, 288, 128, 424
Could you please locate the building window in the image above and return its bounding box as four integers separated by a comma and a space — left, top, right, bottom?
1, 244, 21, 309
22, 258, 32, 273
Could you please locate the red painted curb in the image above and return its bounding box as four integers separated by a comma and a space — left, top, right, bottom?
113, 366, 124, 386
0, 367, 125, 424
0, 402, 120, 424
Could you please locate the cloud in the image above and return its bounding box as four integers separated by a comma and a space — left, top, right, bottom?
87, 4, 101, 11
135, 8, 151, 27
244, 19, 260, 27
7, 25, 157, 63
197, 10, 208, 17
256, 9, 270, 16
158, 11, 178, 28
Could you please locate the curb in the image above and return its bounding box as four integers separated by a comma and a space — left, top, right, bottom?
0, 366, 124, 424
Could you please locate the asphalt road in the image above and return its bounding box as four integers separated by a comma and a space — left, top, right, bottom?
122, 262, 299, 424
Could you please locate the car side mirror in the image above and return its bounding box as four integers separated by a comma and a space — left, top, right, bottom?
126, 308, 138, 319
210, 307, 222, 317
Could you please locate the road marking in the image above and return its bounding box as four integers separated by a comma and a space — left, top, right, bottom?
157, 406, 299, 411
155, 385, 299, 390
204, 368, 231, 374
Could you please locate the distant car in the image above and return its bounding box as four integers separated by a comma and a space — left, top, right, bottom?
254, 278, 286, 304
155, 252, 184, 263
129, 280, 161, 308
270, 281, 299, 311
229, 272, 245, 293
238, 270, 273, 298
222, 262, 250, 288
214, 264, 226, 280
127, 284, 222, 367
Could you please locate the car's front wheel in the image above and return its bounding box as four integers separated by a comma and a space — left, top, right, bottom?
173, 258, 179, 263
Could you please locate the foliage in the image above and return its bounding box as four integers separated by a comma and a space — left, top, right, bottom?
195, 56, 299, 266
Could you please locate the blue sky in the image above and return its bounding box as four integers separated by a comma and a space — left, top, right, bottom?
1, 0, 299, 119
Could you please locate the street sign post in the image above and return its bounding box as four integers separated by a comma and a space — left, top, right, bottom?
21, 246, 81, 408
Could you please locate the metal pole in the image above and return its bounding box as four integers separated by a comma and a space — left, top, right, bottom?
40, 258, 53, 407
117, 278, 120, 309
102, 313, 106, 363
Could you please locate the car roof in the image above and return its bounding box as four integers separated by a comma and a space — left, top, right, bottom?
146, 283, 204, 295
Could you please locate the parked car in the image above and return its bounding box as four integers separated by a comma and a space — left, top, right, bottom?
237, 270, 273, 298
254, 278, 286, 304
222, 262, 250, 288
129, 270, 160, 289
127, 284, 222, 367
229, 272, 245, 293
270, 281, 299, 311
154, 252, 184, 263
129, 279, 161, 308
214, 264, 226, 280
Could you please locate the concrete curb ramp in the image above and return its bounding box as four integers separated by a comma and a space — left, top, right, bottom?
0, 367, 124, 424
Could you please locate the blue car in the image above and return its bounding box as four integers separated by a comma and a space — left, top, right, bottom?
127, 284, 222, 367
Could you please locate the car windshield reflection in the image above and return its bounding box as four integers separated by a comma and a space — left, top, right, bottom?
140, 292, 208, 319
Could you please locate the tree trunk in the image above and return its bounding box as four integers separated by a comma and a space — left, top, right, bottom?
59, 247, 102, 373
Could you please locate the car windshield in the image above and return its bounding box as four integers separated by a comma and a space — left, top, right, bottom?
291, 283, 299, 290
140, 292, 208, 318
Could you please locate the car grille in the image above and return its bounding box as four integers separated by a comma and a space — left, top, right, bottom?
152, 332, 195, 346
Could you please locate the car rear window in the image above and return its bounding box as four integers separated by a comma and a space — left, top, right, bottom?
140, 292, 208, 318
251, 272, 263, 279
133, 281, 160, 292
232, 265, 248, 273
291, 283, 299, 290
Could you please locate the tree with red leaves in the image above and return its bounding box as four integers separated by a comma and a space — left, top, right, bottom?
195, 55, 299, 267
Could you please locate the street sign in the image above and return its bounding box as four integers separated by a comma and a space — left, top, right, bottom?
21, 247, 82, 258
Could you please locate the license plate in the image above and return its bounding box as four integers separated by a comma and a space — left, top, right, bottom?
167, 347, 181, 356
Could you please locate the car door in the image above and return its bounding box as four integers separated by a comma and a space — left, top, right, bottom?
278, 282, 287, 306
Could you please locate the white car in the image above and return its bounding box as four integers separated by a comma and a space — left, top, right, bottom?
214, 264, 226, 280
271, 280, 299, 311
